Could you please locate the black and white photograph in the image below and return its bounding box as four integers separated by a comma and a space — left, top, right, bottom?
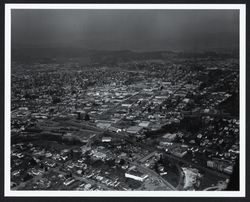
4, 3, 246, 197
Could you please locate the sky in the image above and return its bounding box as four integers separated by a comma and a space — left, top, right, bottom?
11, 9, 239, 52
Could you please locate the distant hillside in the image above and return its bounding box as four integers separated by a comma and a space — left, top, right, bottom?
11, 46, 238, 64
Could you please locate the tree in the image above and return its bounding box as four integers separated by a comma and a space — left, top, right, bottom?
52, 97, 61, 104
84, 113, 90, 121
119, 159, 125, 166
23, 173, 32, 182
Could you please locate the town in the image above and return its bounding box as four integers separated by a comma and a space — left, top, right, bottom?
11, 54, 239, 191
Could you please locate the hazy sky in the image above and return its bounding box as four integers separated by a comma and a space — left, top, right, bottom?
12, 9, 239, 51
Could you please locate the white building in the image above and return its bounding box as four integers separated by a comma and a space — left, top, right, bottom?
125, 166, 148, 182
102, 136, 112, 142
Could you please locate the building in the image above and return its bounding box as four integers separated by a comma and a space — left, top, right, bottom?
91, 149, 107, 160
207, 159, 233, 174
122, 103, 132, 108
72, 148, 82, 160
108, 126, 121, 133
63, 178, 75, 186
223, 165, 233, 175
171, 146, 188, 158
162, 133, 177, 142
102, 136, 112, 142
125, 166, 148, 182
76, 110, 86, 120
207, 160, 214, 168
140, 151, 158, 163
80, 145, 91, 154
97, 122, 111, 129
126, 126, 142, 134
138, 121, 150, 128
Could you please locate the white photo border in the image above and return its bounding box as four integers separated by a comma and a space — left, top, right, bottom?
4, 3, 246, 197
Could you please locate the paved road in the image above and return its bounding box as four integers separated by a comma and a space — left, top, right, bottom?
203, 186, 220, 191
